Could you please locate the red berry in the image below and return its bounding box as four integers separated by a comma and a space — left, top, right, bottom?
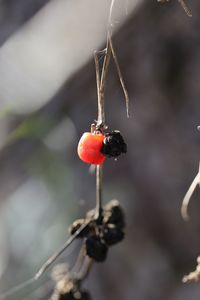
77, 132, 106, 165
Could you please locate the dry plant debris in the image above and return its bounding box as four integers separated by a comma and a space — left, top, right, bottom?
183, 257, 200, 283
157, 0, 192, 17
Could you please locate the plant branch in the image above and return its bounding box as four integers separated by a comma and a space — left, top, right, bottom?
108, 33, 130, 117
94, 51, 101, 116
178, 0, 192, 17
181, 165, 200, 221
96, 39, 111, 127
35, 221, 91, 279
95, 164, 103, 222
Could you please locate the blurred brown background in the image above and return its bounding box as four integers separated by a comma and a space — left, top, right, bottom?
0, 0, 200, 299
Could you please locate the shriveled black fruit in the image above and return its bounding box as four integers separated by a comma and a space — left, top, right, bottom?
104, 200, 125, 229
51, 291, 74, 300
52, 289, 91, 300
69, 219, 91, 238
85, 235, 108, 262
101, 130, 127, 158
103, 225, 125, 246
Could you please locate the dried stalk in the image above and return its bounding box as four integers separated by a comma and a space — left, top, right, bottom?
178, 0, 192, 17
183, 257, 200, 283
108, 33, 130, 117
181, 163, 200, 221
158, 0, 192, 17
96, 39, 111, 128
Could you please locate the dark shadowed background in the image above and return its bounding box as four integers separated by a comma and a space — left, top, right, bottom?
0, 0, 200, 299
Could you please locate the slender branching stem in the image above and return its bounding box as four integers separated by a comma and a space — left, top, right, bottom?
178, 0, 192, 17
96, 39, 111, 127
94, 20, 112, 222
108, 33, 130, 117
94, 37, 111, 222
94, 0, 130, 221
35, 221, 91, 279
78, 258, 93, 281
72, 244, 86, 274
181, 163, 200, 221
0, 278, 36, 300
94, 51, 101, 117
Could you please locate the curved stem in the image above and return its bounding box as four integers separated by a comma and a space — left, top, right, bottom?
181, 170, 200, 221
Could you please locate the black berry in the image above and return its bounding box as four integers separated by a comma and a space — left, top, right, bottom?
52, 290, 91, 300
85, 235, 108, 262
103, 225, 125, 246
51, 291, 74, 300
104, 200, 125, 229
101, 130, 127, 158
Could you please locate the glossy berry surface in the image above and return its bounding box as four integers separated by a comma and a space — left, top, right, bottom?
101, 130, 127, 158
77, 132, 106, 165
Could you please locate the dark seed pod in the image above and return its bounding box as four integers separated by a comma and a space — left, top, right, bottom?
101, 130, 127, 158
52, 286, 91, 300
85, 235, 108, 262
69, 219, 90, 238
51, 291, 75, 300
103, 225, 125, 246
104, 200, 125, 229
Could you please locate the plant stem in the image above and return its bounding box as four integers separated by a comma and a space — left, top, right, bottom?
94, 35, 112, 223
178, 0, 192, 17
96, 39, 111, 127
95, 164, 103, 222
34, 221, 91, 279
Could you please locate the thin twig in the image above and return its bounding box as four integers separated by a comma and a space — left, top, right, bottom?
94, 47, 109, 220
95, 165, 103, 221
178, 0, 192, 17
35, 221, 91, 279
109, 0, 116, 26
108, 33, 130, 117
77, 257, 93, 281
108, 0, 130, 117
0, 278, 36, 300
94, 51, 101, 114
96, 39, 111, 127
181, 164, 200, 220
72, 243, 86, 275
158, 0, 192, 17
94, 3, 113, 219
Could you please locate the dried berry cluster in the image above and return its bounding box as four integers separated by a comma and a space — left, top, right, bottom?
69, 200, 125, 262
51, 200, 125, 300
